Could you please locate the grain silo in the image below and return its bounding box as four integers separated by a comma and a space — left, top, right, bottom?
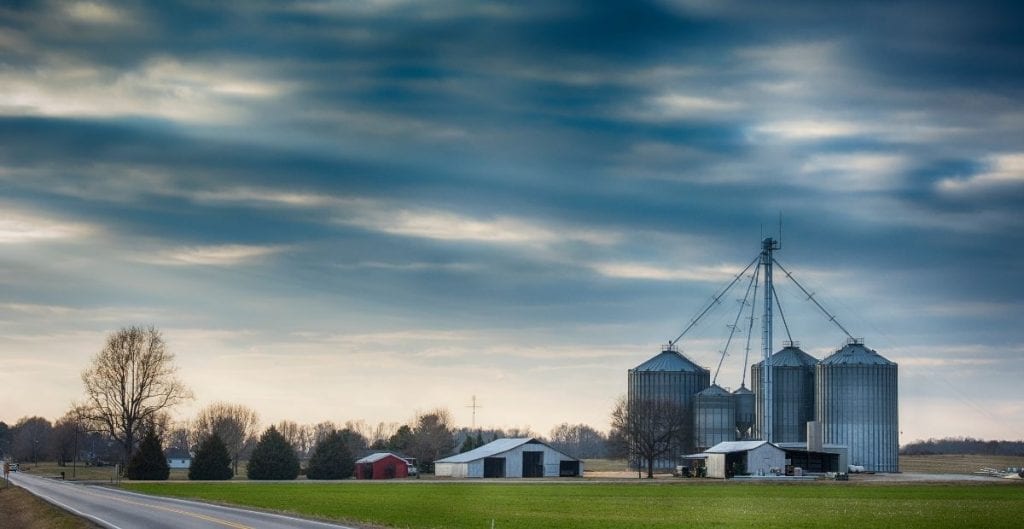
816, 340, 898, 472
694, 385, 736, 451
628, 344, 710, 455
732, 385, 755, 439
752, 343, 817, 443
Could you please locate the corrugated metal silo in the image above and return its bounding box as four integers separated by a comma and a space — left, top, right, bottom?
816, 340, 898, 472
732, 385, 755, 439
752, 343, 817, 442
694, 384, 736, 451
627, 345, 710, 455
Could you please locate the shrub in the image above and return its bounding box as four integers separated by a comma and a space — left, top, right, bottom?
306, 430, 355, 480
189, 433, 233, 480
125, 430, 169, 480
247, 426, 299, 480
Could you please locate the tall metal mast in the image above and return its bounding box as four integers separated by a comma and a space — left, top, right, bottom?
760, 237, 779, 442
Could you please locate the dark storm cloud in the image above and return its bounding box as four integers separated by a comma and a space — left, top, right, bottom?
1, 0, 1022, 436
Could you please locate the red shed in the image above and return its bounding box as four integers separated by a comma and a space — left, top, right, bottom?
355, 452, 411, 479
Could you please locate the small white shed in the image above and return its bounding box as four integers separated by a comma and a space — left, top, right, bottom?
703, 440, 785, 478
434, 438, 582, 478
165, 448, 192, 469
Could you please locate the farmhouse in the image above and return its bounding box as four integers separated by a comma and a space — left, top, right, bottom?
355, 452, 411, 480
434, 438, 582, 478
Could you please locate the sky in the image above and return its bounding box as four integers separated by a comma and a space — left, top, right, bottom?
1, 0, 1022, 444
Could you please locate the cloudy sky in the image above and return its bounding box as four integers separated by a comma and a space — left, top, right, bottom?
1, 0, 1022, 443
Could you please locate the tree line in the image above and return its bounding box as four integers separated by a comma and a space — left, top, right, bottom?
900, 437, 1024, 456
0, 326, 615, 480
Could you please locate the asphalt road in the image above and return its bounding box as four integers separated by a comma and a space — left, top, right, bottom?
8, 471, 357, 529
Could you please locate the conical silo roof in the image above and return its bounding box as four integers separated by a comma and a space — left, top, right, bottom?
632, 349, 705, 372
697, 384, 732, 397
732, 385, 754, 396
820, 341, 894, 366
753, 344, 817, 367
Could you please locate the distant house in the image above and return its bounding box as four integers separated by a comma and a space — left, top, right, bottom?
166, 448, 192, 469
355, 453, 410, 479
434, 438, 582, 478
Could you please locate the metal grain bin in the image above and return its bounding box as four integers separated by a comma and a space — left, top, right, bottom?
732, 385, 755, 439
752, 344, 817, 443
816, 340, 898, 472
628, 344, 710, 455
694, 384, 736, 451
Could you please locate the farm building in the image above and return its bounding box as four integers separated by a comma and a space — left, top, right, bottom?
701, 440, 785, 478
165, 448, 191, 469
355, 453, 411, 480
434, 438, 582, 478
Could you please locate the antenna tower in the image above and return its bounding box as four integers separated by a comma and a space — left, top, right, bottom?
760, 236, 780, 442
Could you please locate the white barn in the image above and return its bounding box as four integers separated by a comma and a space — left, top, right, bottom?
434, 438, 582, 478
703, 440, 785, 478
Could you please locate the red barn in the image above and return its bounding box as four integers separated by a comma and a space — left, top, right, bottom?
355, 453, 411, 479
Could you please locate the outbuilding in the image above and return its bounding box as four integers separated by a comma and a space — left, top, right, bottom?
434, 438, 582, 478
355, 452, 411, 479
702, 440, 786, 478
165, 448, 191, 470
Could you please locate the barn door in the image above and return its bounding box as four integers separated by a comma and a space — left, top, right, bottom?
522, 452, 543, 477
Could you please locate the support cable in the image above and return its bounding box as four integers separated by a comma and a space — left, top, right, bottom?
771, 284, 794, 344
712, 266, 759, 385
671, 255, 760, 345
740, 264, 760, 388
773, 258, 855, 340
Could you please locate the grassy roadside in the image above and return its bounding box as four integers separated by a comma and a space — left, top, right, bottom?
0, 483, 99, 529
123, 481, 1024, 529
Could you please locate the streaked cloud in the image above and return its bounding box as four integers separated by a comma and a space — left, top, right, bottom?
938, 153, 1024, 193
590, 262, 744, 283
135, 244, 285, 266
0, 207, 93, 244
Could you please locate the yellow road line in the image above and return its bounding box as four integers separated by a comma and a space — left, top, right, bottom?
74, 484, 254, 529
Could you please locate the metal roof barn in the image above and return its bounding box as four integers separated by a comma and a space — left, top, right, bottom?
816, 340, 899, 472
701, 440, 786, 479
354, 453, 411, 479
434, 438, 582, 478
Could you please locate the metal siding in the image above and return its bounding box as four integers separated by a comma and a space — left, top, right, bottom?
706, 454, 727, 479
694, 390, 736, 450
628, 362, 710, 457
746, 444, 786, 475
752, 357, 815, 443
732, 387, 755, 439
816, 359, 898, 472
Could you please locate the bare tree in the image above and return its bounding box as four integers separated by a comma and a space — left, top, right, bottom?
192, 402, 260, 474
311, 421, 338, 446
549, 423, 608, 459
80, 326, 192, 467
407, 408, 455, 470
53, 411, 87, 466
11, 416, 53, 463
275, 421, 314, 458
610, 396, 688, 478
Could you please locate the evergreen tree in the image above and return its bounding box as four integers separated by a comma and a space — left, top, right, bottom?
247, 425, 300, 480
125, 429, 170, 480
306, 430, 355, 480
475, 430, 485, 448
189, 433, 233, 480
459, 434, 477, 453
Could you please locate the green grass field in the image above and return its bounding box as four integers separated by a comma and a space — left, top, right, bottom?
123, 481, 1024, 529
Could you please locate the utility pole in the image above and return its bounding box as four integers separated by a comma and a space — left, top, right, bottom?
467, 395, 482, 429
